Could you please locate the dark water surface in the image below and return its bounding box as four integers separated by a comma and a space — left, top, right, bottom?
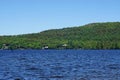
0, 50, 120, 80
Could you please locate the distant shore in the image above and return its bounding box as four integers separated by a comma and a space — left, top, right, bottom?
0, 22, 120, 50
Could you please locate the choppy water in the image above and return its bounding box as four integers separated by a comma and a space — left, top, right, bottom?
0, 50, 120, 80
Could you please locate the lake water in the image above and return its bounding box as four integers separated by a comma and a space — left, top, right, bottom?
0, 50, 120, 80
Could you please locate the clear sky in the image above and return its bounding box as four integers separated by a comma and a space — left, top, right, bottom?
0, 0, 120, 35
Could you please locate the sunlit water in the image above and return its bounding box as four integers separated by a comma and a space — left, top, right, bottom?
0, 50, 120, 80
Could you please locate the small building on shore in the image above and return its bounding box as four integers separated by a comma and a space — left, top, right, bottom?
62, 44, 67, 47
1, 44, 10, 50
42, 46, 49, 49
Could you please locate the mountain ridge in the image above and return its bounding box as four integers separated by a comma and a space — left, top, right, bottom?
0, 22, 120, 49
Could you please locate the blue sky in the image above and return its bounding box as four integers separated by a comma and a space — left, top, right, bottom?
0, 0, 120, 35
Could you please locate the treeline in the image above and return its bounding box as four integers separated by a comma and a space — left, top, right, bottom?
0, 22, 120, 49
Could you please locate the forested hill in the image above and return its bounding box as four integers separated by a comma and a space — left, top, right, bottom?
0, 22, 120, 49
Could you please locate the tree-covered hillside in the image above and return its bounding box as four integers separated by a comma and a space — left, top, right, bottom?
0, 22, 120, 49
